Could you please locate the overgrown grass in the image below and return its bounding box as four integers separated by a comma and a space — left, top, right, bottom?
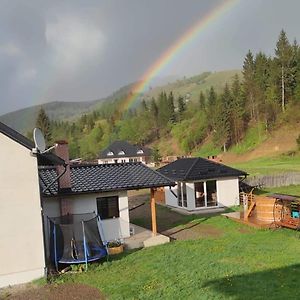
52, 215, 300, 299
230, 154, 300, 176
194, 142, 220, 157
259, 184, 300, 197
231, 122, 268, 155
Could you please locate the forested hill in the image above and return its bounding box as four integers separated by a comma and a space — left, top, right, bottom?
0, 70, 239, 134
3, 30, 300, 161
0, 80, 138, 133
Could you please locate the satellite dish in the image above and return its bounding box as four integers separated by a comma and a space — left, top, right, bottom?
33, 128, 46, 153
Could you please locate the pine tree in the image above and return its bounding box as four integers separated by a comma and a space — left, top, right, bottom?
150, 97, 159, 138
199, 91, 206, 111
140, 99, 148, 112
207, 86, 217, 130
167, 91, 176, 123
231, 74, 245, 143
292, 39, 300, 102
275, 29, 293, 111
177, 96, 186, 121
35, 107, 52, 145
243, 50, 256, 120
157, 91, 168, 127
213, 98, 229, 152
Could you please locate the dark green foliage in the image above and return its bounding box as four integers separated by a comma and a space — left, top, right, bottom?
43, 30, 300, 159
152, 147, 161, 163
35, 107, 52, 145
213, 85, 231, 151
199, 91, 206, 111
177, 96, 186, 120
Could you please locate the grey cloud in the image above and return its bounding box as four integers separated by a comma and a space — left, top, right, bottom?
1, 0, 300, 114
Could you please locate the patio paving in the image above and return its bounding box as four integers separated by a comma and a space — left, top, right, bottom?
124, 224, 170, 249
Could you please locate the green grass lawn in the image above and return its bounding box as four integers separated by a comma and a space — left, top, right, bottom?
52, 215, 300, 299
230, 154, 300, 176
257, 184, 300, 197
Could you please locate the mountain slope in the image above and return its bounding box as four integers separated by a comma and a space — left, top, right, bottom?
142, 69, 241, 103
0, 69, 240, 133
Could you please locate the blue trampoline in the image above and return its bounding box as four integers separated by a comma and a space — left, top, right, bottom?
48, 213, 107, 270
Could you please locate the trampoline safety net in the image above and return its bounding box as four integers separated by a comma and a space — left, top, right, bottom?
48, 213, 107, 267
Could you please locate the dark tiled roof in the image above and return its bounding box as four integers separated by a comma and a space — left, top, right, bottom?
0, 121, 65, 166
158, 157, 247, 181
99, 140, 151, 159
39, 162, 174, 196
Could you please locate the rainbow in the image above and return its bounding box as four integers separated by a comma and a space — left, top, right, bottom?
121, 0, 238, 112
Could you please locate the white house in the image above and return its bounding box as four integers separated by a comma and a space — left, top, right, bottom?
98, 140, 152, 165
0, 122, 174, 288
0, 122, 64, 288
158, 158, 247, 211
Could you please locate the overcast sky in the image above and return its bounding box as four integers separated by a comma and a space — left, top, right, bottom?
1, 0, 300, 115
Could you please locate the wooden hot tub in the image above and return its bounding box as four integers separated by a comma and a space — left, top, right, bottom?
253, 196, 281, 222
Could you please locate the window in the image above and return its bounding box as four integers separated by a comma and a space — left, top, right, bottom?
177, 182, 187, 207
177, 183, 182, 206
97, 196, 119, 220
107, 151, 114, 156
206, 180, 217, 207
129, 158, 133, 162
182, 183, 187, 207
137, 149, 144, 154
194, 181, 217, 208
118, 150, 125, 155
194, 182, 205, 207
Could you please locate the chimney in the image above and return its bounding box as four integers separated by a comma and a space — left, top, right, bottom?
55, 140, 72, 215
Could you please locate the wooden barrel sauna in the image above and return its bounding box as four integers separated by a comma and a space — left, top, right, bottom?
254, 196, 281, 222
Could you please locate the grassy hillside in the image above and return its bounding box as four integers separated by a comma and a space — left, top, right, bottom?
143, 69, 241, 103
0, 101, 100, 134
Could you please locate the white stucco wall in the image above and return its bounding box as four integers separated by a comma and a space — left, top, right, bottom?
216, 178, 240, 207
164, 183, 195, 211
165, 177, 240, 210
42, 191, 130, 248
165, 185, 178, 207
0, 133, 45, 288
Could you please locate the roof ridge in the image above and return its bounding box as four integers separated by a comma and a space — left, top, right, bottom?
140, 162, 175, 183
184, 158, 199, 181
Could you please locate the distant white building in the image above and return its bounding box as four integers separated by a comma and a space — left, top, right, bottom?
98, 140, 152, 165
158, 158, 247, 211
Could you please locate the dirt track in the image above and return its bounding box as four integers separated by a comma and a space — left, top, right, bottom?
0, 283, 105, 300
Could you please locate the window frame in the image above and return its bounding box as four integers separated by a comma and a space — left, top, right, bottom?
97, 196, 120, 220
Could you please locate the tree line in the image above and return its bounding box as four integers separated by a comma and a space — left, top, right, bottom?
34, 30, 300, 159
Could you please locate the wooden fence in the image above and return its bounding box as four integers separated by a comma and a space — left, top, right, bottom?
245, 172, 300, 188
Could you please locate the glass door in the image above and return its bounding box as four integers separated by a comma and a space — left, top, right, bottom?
206, 180, 217, 207
194, 182, 205, 207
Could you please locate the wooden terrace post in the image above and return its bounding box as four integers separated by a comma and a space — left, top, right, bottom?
150, 188, 157, 235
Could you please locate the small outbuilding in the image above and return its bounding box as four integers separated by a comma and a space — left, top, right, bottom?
158, 157, 247, 211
